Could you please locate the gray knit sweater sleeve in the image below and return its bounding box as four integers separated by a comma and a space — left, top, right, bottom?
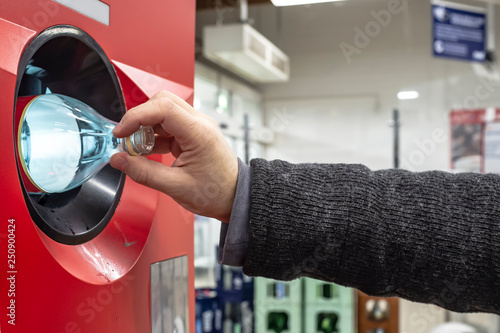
243, 158, 500, 314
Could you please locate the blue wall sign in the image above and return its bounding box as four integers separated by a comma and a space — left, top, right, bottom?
432, 1, 486, 62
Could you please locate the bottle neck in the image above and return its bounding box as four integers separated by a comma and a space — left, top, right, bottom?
112, 126, 155, 156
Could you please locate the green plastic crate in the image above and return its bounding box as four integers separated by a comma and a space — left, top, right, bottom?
254, 277, 302, 306
254, 303, 302, 333
303, 303, 355, 333
303, 278, 354, 306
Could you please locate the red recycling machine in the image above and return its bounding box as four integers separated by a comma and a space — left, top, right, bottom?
0, 1, 195, 332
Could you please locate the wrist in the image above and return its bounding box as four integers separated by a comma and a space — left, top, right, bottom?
219, 156, 239, 223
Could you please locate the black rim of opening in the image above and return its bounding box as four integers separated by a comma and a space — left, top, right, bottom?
13, 25, 126, 245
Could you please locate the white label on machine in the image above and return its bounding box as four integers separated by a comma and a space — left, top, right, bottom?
53, 0, 110, 26
151, 255, 189, 333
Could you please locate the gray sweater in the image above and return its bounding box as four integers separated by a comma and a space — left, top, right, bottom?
242, 158, 500, 314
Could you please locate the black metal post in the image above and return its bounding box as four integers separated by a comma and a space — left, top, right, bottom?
393, 109, 400, 169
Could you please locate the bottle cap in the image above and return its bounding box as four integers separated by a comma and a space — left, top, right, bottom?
125, 126, 155, 156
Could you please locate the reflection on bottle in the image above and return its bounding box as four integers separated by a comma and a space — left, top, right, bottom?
215, 308, 223, 332
223, 318, 233, 333
174, 316, 185, 333
241, 301, 253, 333
317, 312, 339, 333
268, 282, 288, 299
268, 312, 288, 333
275, 283, 286, 299
17, 94, 154, 193
224, 303, 233, 333
202, 310, 214, 332
366, 299, 389, 322
223, 266, 233, 291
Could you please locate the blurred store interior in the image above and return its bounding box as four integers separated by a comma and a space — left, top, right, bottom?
193, 0, 500, 332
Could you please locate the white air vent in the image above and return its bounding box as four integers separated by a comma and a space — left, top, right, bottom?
203, 23, 290, 83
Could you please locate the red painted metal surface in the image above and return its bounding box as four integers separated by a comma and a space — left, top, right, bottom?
0, 1, 195, 332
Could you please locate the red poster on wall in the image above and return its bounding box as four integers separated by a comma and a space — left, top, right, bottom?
450, 108, 500, 173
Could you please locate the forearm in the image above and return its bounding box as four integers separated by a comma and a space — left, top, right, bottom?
243, 158, 500, 314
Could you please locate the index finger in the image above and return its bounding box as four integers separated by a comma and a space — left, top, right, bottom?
149, 90, 197, 117
113, 97, 196, 145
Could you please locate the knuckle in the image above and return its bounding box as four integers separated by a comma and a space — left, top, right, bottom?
195, 119, 219, 145
153, 97, 174, 112
126, 106, 144, 121
152, 90, 170, 99
196, 119, 212, 135
206, 116, 218, 127
197, 116, 217, 131
126, 106, 139, 118
132, 168, 150, 186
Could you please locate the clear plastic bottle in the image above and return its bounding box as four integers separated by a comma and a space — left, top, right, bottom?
17, 94, 155, 193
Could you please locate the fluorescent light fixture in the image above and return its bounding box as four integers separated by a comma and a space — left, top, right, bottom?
271, 0, 347, 6
397, 91, 419, 100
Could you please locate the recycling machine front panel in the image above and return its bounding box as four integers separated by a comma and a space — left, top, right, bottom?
0, 1, 195, 332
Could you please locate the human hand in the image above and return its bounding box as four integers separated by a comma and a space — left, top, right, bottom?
110, 90, 238, 223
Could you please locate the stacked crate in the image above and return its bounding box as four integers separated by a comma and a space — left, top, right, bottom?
254, 278, 302, 333
303, 278, 354, 333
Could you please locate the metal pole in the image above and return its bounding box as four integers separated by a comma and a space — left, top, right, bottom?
393, 109, 400, 169
488, 3, 495, 49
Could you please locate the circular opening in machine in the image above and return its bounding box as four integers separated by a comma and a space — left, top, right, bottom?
14, 26, 126, 245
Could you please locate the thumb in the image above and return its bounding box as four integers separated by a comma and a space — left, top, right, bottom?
110, 152, 182, 194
